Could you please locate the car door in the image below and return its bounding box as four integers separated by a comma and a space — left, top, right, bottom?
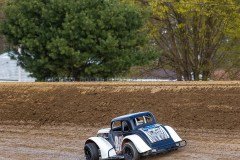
111, 120, 132, 153
111, 121, 124, 153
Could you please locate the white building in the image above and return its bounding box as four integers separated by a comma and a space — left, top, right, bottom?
0, 53, 35, 82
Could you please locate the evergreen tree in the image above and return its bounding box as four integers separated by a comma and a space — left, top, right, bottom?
1, 0, 154, 81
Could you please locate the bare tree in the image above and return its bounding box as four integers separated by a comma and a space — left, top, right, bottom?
140, 0, 239, 81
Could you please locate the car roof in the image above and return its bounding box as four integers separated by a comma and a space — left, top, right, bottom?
111, 111, 153, 122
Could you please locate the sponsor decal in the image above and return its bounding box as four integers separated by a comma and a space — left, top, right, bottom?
140, 124, 170, 143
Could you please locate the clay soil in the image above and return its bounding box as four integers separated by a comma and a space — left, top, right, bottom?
0, 82, 240, 159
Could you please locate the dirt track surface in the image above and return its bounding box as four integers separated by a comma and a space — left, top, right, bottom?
0, 82, 240, 159
0, 124, 239, 160
0, 82, 240, 129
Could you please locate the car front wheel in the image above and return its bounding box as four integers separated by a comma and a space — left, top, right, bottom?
123, 142, 140, 160
84, 143, 99, 160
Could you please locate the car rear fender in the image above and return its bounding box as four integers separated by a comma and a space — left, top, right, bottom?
122, 134, 151, 153
86, 137, 116, 159
164, 126, 182, 142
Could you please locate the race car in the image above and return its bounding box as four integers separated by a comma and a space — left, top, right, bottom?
84, 111, 186, 160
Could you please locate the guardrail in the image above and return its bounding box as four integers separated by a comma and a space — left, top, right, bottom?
45, 77, 176, 82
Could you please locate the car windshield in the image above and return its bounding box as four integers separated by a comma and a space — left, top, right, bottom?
134, 114, 153, 126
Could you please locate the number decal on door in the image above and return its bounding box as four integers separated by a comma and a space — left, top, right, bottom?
115, 135, 124, 152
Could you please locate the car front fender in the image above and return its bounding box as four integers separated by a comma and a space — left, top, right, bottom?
123, 134, 151, 153
164, 126, 182, 142
86, 137, 116, 159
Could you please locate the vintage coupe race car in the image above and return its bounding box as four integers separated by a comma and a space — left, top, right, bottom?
84, 111, 186, 160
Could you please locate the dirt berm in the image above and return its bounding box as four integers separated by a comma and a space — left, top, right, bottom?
0, 82, 239, 130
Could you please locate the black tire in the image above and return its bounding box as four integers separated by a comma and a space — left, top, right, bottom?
123, 142, 140, 160
84, 143, 99, 160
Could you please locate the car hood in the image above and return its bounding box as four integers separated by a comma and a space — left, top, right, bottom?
97, 128, 111, 134
139, 124, 170, 143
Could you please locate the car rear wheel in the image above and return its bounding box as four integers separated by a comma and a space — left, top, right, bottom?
123, 142, 140, 160
84, 143, 99, 160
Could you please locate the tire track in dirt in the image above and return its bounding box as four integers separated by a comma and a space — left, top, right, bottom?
0, 124, 239, 160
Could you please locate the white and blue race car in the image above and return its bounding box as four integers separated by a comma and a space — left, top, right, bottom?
84, 111, 186, 160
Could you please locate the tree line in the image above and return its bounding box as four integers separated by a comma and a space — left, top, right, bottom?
0, 0, 240, 81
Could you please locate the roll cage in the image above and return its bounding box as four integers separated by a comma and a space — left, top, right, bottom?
110, 112, 157, 132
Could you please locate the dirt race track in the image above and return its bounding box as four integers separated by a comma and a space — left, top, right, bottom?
0, 82, 240, 159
